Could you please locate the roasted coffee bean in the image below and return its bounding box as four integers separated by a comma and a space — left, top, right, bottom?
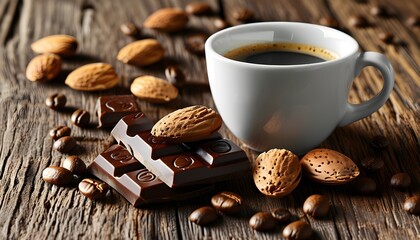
271, 208, 292, 222
42, 166, 73, 186
319, 16, 339, 28
232, 8, 254, 22
406, 16, 420, 27
211, 191, 243, 214
189, 206, 219, 225
390, 173, 411, 190
360, 157, 384, 172
165, 65, 186, 86
185, 2, 212, 15
379, 32, 394, 44
249, 212, 276, 232
62, 156, 86, 175
78, 178, 109, 199
46, 93, 66, 110
349, 15, 369, 28
354, 177, 377, 194
370, 5, 388, 17
370, 135, 390, 149
283, 221, 313, 240
185, 33, 208, 55
303, 194, 330, 218
53, 136, 77, 153
404, 196, 420, 215
71, 109, 90, 127
120, 22, 139, 36
49, 126, 71, 140
214, 18, 230, 31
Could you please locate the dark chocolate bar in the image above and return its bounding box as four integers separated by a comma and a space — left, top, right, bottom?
88, 144, 214, 206
111, 113, 250, 188
96, 95, 141, 128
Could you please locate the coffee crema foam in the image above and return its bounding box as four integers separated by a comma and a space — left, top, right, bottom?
224, 42, 338, 62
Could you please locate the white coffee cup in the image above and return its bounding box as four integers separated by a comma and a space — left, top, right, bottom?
205, 22, 394, 154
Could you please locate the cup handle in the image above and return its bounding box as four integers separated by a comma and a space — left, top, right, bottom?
338, 52, 394, 127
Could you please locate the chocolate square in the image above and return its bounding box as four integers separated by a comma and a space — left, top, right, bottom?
97, 95, 140, 128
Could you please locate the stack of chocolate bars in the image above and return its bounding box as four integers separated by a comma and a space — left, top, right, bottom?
89, 95, 250, 207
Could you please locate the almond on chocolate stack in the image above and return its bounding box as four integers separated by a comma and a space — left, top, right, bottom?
109, 107, 249, 188
151, 105, 223, 142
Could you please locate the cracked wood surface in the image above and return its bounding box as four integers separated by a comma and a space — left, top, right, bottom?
0, 0, 419, 239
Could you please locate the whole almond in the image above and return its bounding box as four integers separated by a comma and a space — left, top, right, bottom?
144, 8, 189, 32
185, 2, 212, 15
31, 35, 78, 56
151, 105, 222, 142
65, 63, 120, 91
130, 75, 178, 103
26, 53, 62, 82
117, 39, 164, 67
253, 149, 301, 198
300, 149, 359, 185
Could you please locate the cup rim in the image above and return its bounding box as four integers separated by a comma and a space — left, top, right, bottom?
205, 22, 360, 69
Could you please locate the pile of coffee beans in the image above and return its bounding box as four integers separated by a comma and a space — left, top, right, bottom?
42, 155, 109, 199
43, 94, 106, 199
189, 191, 315, 239
48, 124, 78, 154
356, 135, 417, 215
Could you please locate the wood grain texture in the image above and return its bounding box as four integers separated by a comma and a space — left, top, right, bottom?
0, 0, 418, 239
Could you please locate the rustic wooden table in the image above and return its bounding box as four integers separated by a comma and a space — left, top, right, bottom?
0, 0, 419, 239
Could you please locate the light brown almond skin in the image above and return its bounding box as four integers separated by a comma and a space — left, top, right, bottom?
117, 39, 164, 67
144, 8, 189, 32
65, 63, 120, 91
130, 75, 178, 103
253, 149, 301, 198
26, 53, 62, 82
151, 105, 222, 142
185, 2, 212, 15
300, 148, 360, 185
31, 35, 78, 56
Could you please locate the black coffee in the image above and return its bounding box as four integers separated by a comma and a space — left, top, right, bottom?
224, 42, 337, 65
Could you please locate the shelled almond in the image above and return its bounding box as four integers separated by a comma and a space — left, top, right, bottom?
65, 63, 120, 91
31, 34, 78, 56
26, 53, 62, 82
144, 8, 189, 32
